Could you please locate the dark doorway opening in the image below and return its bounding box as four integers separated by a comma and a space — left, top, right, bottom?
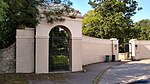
124, 43, 132, 60
49, 26, 71, 72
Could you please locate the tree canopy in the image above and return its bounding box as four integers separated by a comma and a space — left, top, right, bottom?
0, 0, 73, 49
83, 0, 141, 52
0, 0, 8, 22
134, 19, 150, 40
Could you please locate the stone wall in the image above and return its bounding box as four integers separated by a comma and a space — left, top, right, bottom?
0, 43, 16, 73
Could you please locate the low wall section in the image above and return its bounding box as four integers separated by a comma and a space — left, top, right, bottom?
0, 43, 16, 73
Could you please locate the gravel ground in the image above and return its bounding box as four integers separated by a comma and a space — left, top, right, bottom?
99, 59, 150, 84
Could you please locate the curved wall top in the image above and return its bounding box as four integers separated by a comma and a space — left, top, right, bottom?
36, 17, 82, 39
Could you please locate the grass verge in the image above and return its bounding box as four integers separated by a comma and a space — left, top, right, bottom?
0, 73, 65, 84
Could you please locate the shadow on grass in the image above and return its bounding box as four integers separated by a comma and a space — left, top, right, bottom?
0, 73, 66, 84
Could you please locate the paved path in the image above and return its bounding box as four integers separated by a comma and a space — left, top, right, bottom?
65, 62, 122, 84
30, 62, 123, 84
99, 59, 150, 84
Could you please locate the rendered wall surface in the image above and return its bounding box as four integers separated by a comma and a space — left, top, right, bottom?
129, 39, 137, 57
35, 37, 49, 73
118, 53, 128, 60
16, 28, 35, 73
72, 37, 82, 71
16, 17, 119, 73
138, 41, 150, 59
129, 39, 150, 60
110, 38, 119, 60
35, 17, 83, 73
36, 17, 82, 37
82, 36, 118, 65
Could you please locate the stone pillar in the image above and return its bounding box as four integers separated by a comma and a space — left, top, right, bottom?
16, 28, 35, 73
71, 37, 82, 72
110, 38, 119, 61
129, 39, 138, 60
35, 36, 49, 73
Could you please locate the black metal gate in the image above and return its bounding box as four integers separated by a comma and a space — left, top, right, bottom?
49, 36, 70, 72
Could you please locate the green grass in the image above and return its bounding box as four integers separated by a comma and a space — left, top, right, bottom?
51, 55, 69, 65
50, 55, 69, 71
0, 73, 66, 84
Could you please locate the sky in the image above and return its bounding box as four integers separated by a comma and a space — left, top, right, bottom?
70, 0, 150, 22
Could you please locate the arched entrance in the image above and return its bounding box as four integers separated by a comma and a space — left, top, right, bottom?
49, 26, 72, 72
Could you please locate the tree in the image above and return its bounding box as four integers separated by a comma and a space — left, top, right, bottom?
83, 0, 141, 52
0, 0, 73, 49
49, 27, 69, 56
0, 0, 41, 49
134, 19, 150, 40
0, 0, 8, 22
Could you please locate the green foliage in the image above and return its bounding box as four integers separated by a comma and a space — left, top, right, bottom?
50, 27, 69, 55
42, 0, 78, 23
0, 0, 73, 49
83, 0, 141, 52
134, 19, 150, 40
3, 0, 40, 28
51, 55, 68, 65
0, 0, 40, 49
0, 0, 8, 22
43, 0, 73, 6
49, 27, 69, 71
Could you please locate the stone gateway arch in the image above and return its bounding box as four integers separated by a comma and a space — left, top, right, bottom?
16, 16, 83, 73
16, 15, 118, 73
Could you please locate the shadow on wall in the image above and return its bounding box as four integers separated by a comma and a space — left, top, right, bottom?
139, 44, 150, 59
0, 43, 16, 73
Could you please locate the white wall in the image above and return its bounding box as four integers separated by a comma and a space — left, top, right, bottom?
129, 39, 138, 59
35, 17, 83, 73
110, 38, 119, 60
138, 41, 150, 59
129, 39, 150, 60
82, 36, 118, 65
16, 28, 35, 73
16, 17, 119, 73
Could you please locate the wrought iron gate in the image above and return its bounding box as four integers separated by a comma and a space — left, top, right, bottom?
49, 36, 70, 72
